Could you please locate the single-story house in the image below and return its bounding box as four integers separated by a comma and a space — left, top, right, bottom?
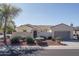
14, 23, 75, 40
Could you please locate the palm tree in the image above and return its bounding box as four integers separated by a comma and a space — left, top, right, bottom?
6, 17, 16, 34
0, 3, 22, 45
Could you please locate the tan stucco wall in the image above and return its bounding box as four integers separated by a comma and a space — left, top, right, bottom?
12, 32, 33, 38
37, 32, 52, 38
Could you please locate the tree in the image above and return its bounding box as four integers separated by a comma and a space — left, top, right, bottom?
6, 18, 16, 34
0, 3, 22, 45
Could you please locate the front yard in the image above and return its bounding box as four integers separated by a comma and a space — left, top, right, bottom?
0, 35, 79, 56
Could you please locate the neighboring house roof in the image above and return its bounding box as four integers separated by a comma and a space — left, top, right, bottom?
74, 27, 79, 31
15, 24, 33, 32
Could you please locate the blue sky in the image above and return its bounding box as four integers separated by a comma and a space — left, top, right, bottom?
13, 3, 79, 26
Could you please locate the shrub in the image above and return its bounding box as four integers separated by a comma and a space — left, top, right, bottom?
53, 37, 63, 44
26, 37, 35, 44
48, 36, 52, 39
13, 30, 16, 32
22, 37, 26, 42
55, 37, 63, 41
23, 30, 27, 32
51, 37, 55, 41
11, 36, 22, 45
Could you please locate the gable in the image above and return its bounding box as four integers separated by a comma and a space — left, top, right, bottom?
51, 23, 74, 31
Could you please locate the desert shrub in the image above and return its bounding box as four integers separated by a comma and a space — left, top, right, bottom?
55, 37, 63, 41
11, 36, 22, 45
53, 37, 63, 44
13, 30, 16, 32
48, 36, 52, 39
51, 37, 55, 41
26, 37, 35, 44
23, 30, 27, 32
22, 37, 26, 42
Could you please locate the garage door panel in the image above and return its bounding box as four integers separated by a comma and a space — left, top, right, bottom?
54, 31, 70, 41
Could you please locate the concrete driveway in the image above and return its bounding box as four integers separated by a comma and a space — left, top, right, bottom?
42, 41, 79, 49
62, 41, 79, 46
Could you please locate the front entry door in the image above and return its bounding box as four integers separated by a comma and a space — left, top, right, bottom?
33, 30, 37, 38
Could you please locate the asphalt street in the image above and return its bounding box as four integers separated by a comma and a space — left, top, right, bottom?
36, 49, 79, 56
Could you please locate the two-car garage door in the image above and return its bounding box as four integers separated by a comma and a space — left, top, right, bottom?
54, 31, 71, 41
